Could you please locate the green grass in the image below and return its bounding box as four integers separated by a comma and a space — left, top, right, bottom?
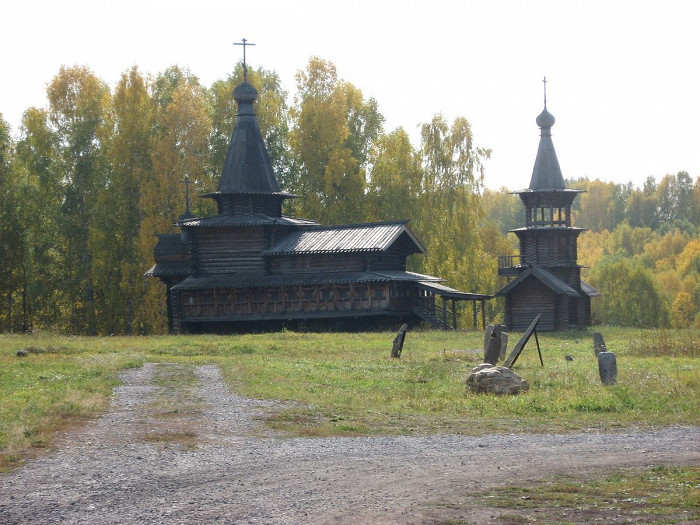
140, 363, 204, 450
1, 328, 698, 470
462, 465, 700, 524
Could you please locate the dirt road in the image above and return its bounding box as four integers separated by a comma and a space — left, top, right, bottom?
1, 363, 698, 524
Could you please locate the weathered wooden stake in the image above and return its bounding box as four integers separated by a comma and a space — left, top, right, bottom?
499, 332, 508, 362
598, 351, 617, 385
391, 323, 409, 358
593, 332, 607, 356
484, 325, 502, 365
483, 324, 495, 355
503, 314, 542, 368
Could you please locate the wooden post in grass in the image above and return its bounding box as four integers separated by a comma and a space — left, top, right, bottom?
593, 333, 607, 356
598, 351, 617, 385
503, 314, 543, 368
484, 325, 503, 365
391, 323, 409, 358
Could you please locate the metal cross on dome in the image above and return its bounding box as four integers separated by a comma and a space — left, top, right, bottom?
542, 76, 548, 107
234, 38, 256, 81
180, 174, 193, 213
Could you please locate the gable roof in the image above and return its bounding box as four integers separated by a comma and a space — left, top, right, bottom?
144, 262, 192, 278
495, 266, 581, 297
580, 279, 601, 297
262, 221, 426, 256
416, 281, 492, 301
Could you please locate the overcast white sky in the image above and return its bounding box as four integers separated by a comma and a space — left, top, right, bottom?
1, 0, 698, 190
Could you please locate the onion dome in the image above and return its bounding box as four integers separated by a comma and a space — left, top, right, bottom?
233, 81, 257, 116
536, 106, 556, 129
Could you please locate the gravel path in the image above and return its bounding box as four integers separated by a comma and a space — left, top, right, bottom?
1, 363, 698, 524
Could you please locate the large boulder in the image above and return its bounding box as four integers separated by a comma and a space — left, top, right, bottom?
466, 363, 529, 395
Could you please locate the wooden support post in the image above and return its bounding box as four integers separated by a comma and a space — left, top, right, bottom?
441, 296, 447, 329
534, 329, 543, 367
452, 299, 457, 330
481, 299, 486, 329
504, 314, 542, 368
391, 323, 408, 358
472, 301, 477, 329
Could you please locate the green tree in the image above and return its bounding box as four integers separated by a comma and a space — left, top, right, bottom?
626, 176, 660, 229
366, 128, 422, 222
96, 66, 156, 334
570, 179, 632, 232
481, 187, 521, 235
671, 291, 695, 329
290, 57, 383, 224
415, 114, 491, 299
47, 66, 111, 335
588, 258, 669, 327
140, 68, 212, 332
14, 107, 64, 330
0, 114, 25, 331
608, 223, 656, 258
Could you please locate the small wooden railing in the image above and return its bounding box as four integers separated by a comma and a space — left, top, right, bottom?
498, 255, 521, 269
413, 296, 453, 330
497, 255, 522, 277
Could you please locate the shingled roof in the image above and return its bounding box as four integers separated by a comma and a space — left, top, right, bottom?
220, 82, 278, 194
528, 106, 566, 190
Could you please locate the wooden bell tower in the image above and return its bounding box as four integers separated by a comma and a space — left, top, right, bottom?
496, 81, 599, 331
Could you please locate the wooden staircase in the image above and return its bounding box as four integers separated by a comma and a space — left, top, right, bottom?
412, 306, 453, 330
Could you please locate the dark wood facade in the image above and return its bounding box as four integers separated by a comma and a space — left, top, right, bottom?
146, 73, 491, 333
496, 103, 599, 331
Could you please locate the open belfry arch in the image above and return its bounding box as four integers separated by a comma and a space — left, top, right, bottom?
146, 41, 491, 333
496, 79, 600, 331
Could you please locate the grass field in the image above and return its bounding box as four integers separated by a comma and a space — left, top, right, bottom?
466, 465, 700, 524
1, 327, 698, 472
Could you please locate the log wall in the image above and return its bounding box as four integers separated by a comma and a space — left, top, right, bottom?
270, 254, 365, 273
269, 246, 408, 274
180, 282, 418, 320
518, 230, 580, 267
196, 228, 267, 274
506, 276, 567, 331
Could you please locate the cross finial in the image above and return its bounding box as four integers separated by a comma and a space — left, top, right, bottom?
234, 38, 256, 81
542, 76, 548, 107
180, 174, 192, 213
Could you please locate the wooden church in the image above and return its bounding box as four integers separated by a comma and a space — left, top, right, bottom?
496, 90, 600, 331
146, 54, 490, 333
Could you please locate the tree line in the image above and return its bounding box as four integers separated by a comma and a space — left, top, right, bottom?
0, 59, 495, 334
1, 59, 697, 334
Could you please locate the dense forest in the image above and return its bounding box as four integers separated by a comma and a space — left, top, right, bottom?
0, 60, 698, 334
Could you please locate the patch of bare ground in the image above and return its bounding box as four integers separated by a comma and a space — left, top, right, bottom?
0, 363, 698, 524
